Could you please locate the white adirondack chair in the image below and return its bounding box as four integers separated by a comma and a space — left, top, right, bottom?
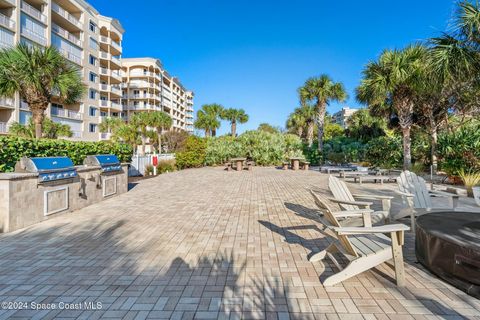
328, 175, 393, 225
308, 189, 410, 286
396, 171, 460, 231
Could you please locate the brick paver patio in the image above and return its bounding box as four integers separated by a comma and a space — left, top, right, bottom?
0, 167, 478, 319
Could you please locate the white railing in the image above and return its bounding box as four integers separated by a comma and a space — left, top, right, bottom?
21, 1, 47, 23
111, 70, 121, 81
111, 102, 121, 109
0, 38, 13, 49
57, 47, 81, 65
100, 67, 109, 76
51, 2, 81, 28
52, 23, 81, 46
100, 83, 108, 91
100, 36, 110, 44
111, 40, 121, 52
0, 97, 14, 108
100, 100, 108, 107
129, 154, 176, 176
111, 55, 121, 66
21, 27, 47, 46
51, 106, 82, 120
0, 13, 15, 30
0, 121, 7, 133
100, 51, 109, 59
71, 131, 82, 138
111, 86, 122, 96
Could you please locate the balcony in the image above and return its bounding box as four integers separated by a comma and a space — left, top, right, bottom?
0, 37, 13, 49
100, 132, 111, 140
20, 101, 30, 110
111, 86, 122, 96
111, 40, 121, 53
111, 70, 122, 82
1, 0, 15, 6
57, 47, 82, 65
130, 70, 154, 77
0, 121, 7, 133
51, 2, 82, 29
0, 13, 15, 30
50, 106, 82, 121
100, 100, 121, 110
21, 1, 47, 24
52, 23, 82, 47
71, 131, 82, 138
0, 97, 14, 108
21, 27, 47, 46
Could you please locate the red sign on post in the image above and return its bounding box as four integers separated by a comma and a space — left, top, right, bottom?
152, 155, 158, 166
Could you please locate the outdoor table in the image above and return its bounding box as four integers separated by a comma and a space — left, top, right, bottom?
290, 157, 303, 171
231, 158, 247, 171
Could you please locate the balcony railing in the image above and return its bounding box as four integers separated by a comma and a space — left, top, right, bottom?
52, 2, 81, 28
52, 23, 82, 47
111, 86, 122, 96
71, 131, 82, 138
111, 71, 121, 81
111, 40, 121, 52
100, 100, 108, 107
0, 38, 13, 49
20, 101, 30, 110
57, 47, 82, 65
111, 55, 121, 66
100, 132, 111, 140
21, 27, 47, 46
51, 106, 82, 120
0, 97, 14, 108
21, 1, 47, 23
0, 13, 15, 30
100, 36, 110, 45
100, 67, 109, 76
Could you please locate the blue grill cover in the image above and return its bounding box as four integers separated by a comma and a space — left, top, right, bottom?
30, 157, 75, 172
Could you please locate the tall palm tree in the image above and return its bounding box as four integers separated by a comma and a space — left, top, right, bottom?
9, 117, 72, 139
221, 108, 249, 137
130, 112, 154, 155
0, 44, 85, 138
149, 111, 172, 154
194, 111, 212, 137
112, 123, 140, 155
298, 75, 347, 154
357, 45, 426, 169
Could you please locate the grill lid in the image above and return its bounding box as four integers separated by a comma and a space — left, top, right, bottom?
16, 156, 78, 183
84, 154, 122, 173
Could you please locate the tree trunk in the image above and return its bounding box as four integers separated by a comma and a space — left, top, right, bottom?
428, 112, 438, 174
297, 127, 303, 138
307, 121, 314, 147
140, 134, 147, 156
205, 129, 210, 137
157, 129, 162, 155
231, 121, 236, 137
212, 128, 217, 137
31, 104, 47, 139
401, 127, 412, 170
316, 102, 326, 156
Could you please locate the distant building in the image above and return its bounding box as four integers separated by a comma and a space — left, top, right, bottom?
332, 107, 359, 128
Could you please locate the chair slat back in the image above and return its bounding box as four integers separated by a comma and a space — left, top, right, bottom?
308, 189, 358, 257
398, 171, 432, 209
328, 175, 358, 211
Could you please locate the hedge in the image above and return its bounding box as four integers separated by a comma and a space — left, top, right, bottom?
0, 136, 133, 172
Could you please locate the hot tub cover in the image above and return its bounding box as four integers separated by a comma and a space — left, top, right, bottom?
416, 211, 480, 298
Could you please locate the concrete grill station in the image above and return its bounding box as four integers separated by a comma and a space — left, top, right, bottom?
0, 155, 128, 233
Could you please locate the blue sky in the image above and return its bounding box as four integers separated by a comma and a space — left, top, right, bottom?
90, 0, 456, 135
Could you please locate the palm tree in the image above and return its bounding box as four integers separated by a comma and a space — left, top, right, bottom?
298, 75, 347, 154
286, 111, 306, 138
112, 123, 140, 154
202, 103, 224, 137
357, 45, 426, 169
99, 117, 123, 136
0, 44, 85, 138
149, 111, 172, 154
194, 104, 223, 137
295, 105, 316, 147
221, 108, 249, 137
130, 112, 154, 155
9, 117, 72, 139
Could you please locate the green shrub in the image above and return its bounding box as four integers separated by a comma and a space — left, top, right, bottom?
145, 164, 154, 175
365, 135, 402, 169
437, 122, 480, 176
327, 152, 346, 165
156, 159, 176, 174
0, 136, 133, 172
303, 142, 322, 165
238, 130, 303, 166
205, 136, 245, 166
411, 130, 431, 166
175, 136, 207, 169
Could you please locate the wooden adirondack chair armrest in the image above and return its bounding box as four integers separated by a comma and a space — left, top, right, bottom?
352, 194, 394, 200
333, 224, 410, 235
331, 209, 374, 218
394, 190, 415, 197
429, 190, 459, 199
327, 197, 373, 208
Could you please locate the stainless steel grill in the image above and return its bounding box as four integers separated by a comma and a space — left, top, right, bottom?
84, 154, 122, 173
16, 156, 78, 183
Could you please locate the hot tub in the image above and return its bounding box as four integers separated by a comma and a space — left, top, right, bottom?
416, 211, 480, 298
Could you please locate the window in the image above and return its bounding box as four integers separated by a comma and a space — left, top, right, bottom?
112, 112, 118, 117
89, 55, 97, 66
89, 21, 97, 33
89, 72, 97, 83
89, 89, 96, 100
89, 123, 97, 133
89, 107, 97, 117
89, 37, 98, 50
100, 111, 107, 117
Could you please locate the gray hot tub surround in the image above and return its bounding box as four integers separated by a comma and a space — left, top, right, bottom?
0, 155, 128, 233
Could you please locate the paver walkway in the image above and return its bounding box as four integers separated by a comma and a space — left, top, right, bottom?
0, 167, 478, 320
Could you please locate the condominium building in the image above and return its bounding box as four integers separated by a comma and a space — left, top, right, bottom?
332, 106, 359, 128
121, 57, 194, 133
0, 0, 124, 140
